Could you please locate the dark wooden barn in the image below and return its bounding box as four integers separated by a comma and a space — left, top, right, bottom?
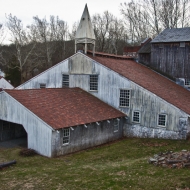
151, 28, 190, 88
138, 38, 151, 66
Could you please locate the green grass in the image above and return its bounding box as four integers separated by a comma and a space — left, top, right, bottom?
0, 138, 190, 190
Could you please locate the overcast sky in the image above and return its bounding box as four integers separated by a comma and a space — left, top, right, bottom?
0, 0, 126, 28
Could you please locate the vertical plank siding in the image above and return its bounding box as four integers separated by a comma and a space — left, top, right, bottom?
151, 43, 190, 79
138, 53, 151, 66
0, 92, 53, 157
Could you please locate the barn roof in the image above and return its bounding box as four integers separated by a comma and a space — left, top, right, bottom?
87, 53, 190, 115
5, 88, 125, 130
138, 41, 151, 53
151, 27, 190, 43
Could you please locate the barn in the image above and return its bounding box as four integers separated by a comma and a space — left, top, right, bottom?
150, 28, 190, 89
0, 4, 190, 157
0, 88, 126, 157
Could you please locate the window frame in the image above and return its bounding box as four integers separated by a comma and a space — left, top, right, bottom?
113, 119, 119, 132
157, 114, 167, 127
62, 128, 70, 145
62, 74, 69, 88
119, 89, 130, 107
184, 78, 190, 87
89, 74, 98, 91
39, 83, 46, 88
133, 111, 140, 123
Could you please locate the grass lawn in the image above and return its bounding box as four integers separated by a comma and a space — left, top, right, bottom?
0, 138, 190, 190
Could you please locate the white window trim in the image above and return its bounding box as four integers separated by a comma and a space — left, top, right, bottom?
132, 111, 140, 123
184, 78, 190, 87
113, 119, 119, 132
157, 114, 167, 127
62, 128, 70, 146
89, 74, 99, 92
119, 89, 131, 108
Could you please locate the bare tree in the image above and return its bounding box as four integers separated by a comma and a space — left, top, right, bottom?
31, 15, 68, 68
120, 0, 190, 43
6, 14, 36, 83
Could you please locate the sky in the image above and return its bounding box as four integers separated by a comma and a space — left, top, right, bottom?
0, 0, 125, 29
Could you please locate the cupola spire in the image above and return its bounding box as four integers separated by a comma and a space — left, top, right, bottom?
75, 4, 96, 56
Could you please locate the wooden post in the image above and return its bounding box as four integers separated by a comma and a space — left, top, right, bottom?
85, 43, 87, 54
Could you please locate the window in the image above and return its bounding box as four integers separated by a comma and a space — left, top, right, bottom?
158, 114, 167, 127
119, 89, 130, 107
40, 83, 46, 88
63, 128, 70, 145
133, 111, 140, 123
62, 74, 69, 87
90, 75, 98, 91
114, 119, 119, 132
185, 79, 190, 86
180, 42, 185, 47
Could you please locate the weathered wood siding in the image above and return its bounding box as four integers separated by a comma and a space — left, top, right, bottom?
17, 52, 189, 139
138, 53, 151, 66
0, 91, 53, 157
0, 78, 14, 89
52, 119, 124, 156
151, 42, 190, 79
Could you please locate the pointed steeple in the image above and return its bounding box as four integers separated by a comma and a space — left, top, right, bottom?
75, 4, 96, 56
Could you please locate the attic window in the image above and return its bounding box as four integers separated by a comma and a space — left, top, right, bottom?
185, 78, 190, 86
180, 42, 185, 47
89, 75, 98, 91
40, 83, 46, 88
63, 128, 70, 145
82, 18, 85, 20
62, 74, 69, 88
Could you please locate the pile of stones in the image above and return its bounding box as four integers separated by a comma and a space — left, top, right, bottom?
148, 150, 190, 168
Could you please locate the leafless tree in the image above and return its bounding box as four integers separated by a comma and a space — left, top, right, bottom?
5, 14, 36, 82
31, 16, 68, 68
120, 0, 190, 43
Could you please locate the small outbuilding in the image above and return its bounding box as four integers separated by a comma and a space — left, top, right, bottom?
151, 28, 190, 89
0, 88, 126, 157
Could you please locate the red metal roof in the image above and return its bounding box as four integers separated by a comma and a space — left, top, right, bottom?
87, 54, 190, 115
123, 46, 141, 53
88, 50, 133, 60
5, 88, 126, 129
